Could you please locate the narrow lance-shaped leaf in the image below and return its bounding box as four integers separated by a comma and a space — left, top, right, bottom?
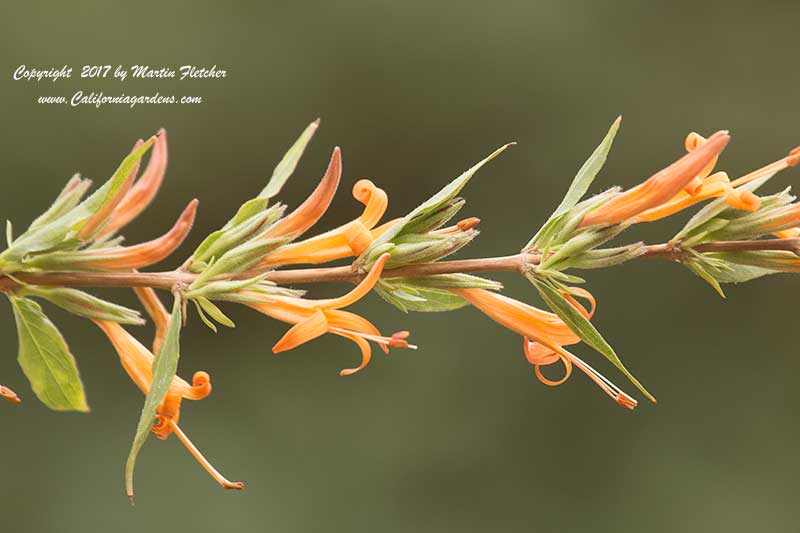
196, 296, 236, 328
125, 295, 182, 501
358, 143, 513, 267
258, 119, 320, 200
7, 294, 89, 412
1, 139, 155, 263
16, 286, 144, 325
529, 276, 656, 402
685, 259, 727, 298
376, 282, 470, 313
527, 116, 620, 248
709, 261, 775, 284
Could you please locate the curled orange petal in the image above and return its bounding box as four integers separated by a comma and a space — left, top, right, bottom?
92, 318, 211, 402
326, 309, 390, 354
523, 337, 573, 386
181, 371, 212, 401
267, 147, 342, 238
257, 180, 390, 268
352, 179, 388, 228
523, 339, 636, 409
560, 286, 595, 320
332, 329, 372, 377
86, 199, 198, 269
272, 309, 329, 353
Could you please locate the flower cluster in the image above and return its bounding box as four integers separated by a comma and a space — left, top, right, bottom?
1, 117, 799, 501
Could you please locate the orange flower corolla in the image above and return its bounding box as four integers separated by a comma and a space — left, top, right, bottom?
579, 130, 731, 227
259, 176, 394, 267
243, 253, 414, 376
637, 134, 800, 222
79, 199, 198, 270
452, 287, 637, 409
93, 319, 243, 490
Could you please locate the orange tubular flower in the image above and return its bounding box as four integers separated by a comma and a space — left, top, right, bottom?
258, 177, 394, 267
1, 384, 21, 404
637, 135, 800, 223
243, 253, 414, 376
81, 199, 198, 270
93, 319, 243, 490
451, 287, 637, 409
98, 129, 169, 238
579, 130, 731, 227
133, 286, 171, 354
267, 147, 343, 238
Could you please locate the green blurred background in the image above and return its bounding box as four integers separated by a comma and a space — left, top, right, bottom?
1, 1, 799, 531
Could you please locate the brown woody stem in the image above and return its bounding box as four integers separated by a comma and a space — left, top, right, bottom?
1, 238, 799, 291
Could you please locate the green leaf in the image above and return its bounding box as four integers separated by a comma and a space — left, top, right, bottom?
390, 273, 502, 290
258, 119, 320, 200
27, 175, 91, 232
358, 143, 512, 268
1, 140, 154, 263
196, 296, 235, 328
711, 263, 775, 283
375, 280, 470, 313
685, 259, 726, 298
125, 295, 182, 501
69, 137, 156, 233
193, 300, 218, 332
8, 295, 88, 412
530, 276, 655, 402
17, 286, 144, 325
527, 117, 620, 248
224, 198, 270, 229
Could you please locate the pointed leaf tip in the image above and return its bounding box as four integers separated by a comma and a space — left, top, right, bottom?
125, 295, 183, 499
258, 120, 321, 200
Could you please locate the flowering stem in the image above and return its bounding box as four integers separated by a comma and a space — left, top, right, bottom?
1, 238, 799, 291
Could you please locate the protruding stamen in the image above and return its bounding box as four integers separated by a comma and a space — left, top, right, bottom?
328, 326, 418, 350
169, 420, 244, 491
731, 147, 800, 187
567, 350, 637, 410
